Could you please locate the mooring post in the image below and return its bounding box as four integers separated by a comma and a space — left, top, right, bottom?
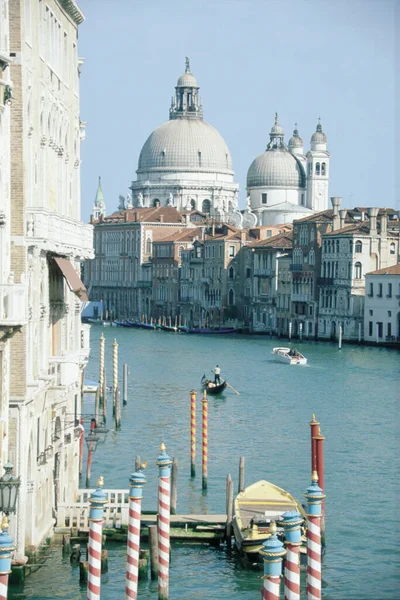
115, 386, 121, 430
125, 462, 147, 599
0, 516, 15, 599
170, 457, 178, 516
123, 363, 128, 405
86, 477, 107, 600
260, 521, 286, 600
279, 511, 303, 600
225, 474, 233, 548
99, 333, 105, 406
112, 338, 119, 416
313, 426, 326, 547
309, 414, 319, 475
135, 455, 141, 472
94, 387, 100, 424
157, 443, 172, 600
190, 389, 196, 478
78, 417, 84, 478
289, 321, 292, 341
299, 322, 303, 342
338, 324, 342, 350
238, 456, 245, 493
148, 525, 159, 580
304, 472, 326, 600
358, 321, 362, 344
86, 418, 97, 488
202, 389, 208, 490
103, 368, 107, 422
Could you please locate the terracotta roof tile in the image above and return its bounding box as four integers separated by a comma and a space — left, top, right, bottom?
366, 264, 400, 276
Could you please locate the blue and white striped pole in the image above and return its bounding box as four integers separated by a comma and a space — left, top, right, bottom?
125, 464, 147, 599
304, 471, 326, 600
279, 511, 303, 600
260, 521, 286, 600
0, 516, 14, 600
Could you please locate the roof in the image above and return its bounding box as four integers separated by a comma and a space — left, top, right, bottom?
294, 209, 334, 224
324, 222, 399, 237
249, 231, 293, 249
100, 206, 184, 225
366, 264, 400, 276
154, 228, 203, 243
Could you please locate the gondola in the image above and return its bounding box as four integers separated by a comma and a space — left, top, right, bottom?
201, 374, 227, 395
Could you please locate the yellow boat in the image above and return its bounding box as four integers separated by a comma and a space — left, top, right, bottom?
232, 480, 306, 559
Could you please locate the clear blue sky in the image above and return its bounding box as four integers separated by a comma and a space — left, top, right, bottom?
78, 0, 398, 221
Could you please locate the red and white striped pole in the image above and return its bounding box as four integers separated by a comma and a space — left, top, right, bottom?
309, 414, 319, 474
190, 389, 196, 478
0, 516, 14, 600
87, 476, 107, 600
279, 511, 304, 600
125, 463, 147, 599
260, 521, 286, 600
304, 471, 326, 600
157, 443, 172, 600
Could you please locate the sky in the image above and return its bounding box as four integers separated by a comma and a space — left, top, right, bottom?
77, 0, 398, 221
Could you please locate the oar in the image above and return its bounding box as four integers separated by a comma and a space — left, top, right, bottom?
226, 382, 240, 396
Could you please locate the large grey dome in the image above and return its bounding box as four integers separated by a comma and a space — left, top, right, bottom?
247, 149, 306, 188
137, 119, 234, 175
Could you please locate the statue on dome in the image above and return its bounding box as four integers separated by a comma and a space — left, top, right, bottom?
167, 192, 174, 206
118, 194, 126, 210
126, 192, 133, 208
137, 192, 144, 207
245, 196, 251, 211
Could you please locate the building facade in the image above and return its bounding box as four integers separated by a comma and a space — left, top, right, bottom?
363, 264, 400, 343
7, 0, 92, 557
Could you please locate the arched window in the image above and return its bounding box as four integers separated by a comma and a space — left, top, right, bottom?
315, 162, 321, 176
321, 162, 326, 176
153, 198, 160, 207
229, 266, 234, 279
390, 242, 395, 255
228, 289, 235, 305
308, 162, 312, 176
354, 262, 362, 279
146, 237, 152, 254
191, 199, 196, 210
355, 240, 362, 253
202, 199, 211, 213
178, 246, 184, 258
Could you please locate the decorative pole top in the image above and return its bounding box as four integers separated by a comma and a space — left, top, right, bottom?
113, 338, 118, 346
100, 332, 105, 341
97, 475, 104, 488
160, 442, 166, 452
185, 56, 190, 72
269, 520, 277, 535
310, 413, 320, 426
1, 516, 9, 531
312, 470, 319, 483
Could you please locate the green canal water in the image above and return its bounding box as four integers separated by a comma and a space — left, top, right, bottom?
10, 328, 400, 599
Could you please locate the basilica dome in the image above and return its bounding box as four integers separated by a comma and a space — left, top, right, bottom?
137, 118, 234, 175
247, 149, 306, 188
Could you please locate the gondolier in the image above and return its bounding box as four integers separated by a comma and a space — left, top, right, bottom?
213, 365, 221, 384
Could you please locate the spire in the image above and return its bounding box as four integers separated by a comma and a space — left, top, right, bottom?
93, 176, 106, 219
170, 59, 203, 121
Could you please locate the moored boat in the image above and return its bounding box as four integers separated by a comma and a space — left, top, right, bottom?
189, 327, 237, 334
272, 347, 307, 365
232, 480, 306, 562
201, 375, 227, 395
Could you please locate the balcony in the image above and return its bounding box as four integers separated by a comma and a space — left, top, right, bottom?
254, 268, 275, 277
48, 356, 80, 387
292, 293, 313, 302
317, 277, 334, 286
290, 264, 303, 272
0, 284, 27, 326
26, 208, 94, 259
134, 280, 152, 288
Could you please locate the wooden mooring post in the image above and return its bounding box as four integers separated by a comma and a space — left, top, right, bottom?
238, 456, 245, 493
171, 457, 178, 515
112, 338, 119, 416
114, 386, 121, 430
123, 363, 128, 405
148, 525, 159, 580
225, 473, 233, 548
202, 390, 208, 490
190, 389, 196, 478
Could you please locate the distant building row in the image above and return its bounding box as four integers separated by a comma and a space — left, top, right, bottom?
85, 196, 400, 343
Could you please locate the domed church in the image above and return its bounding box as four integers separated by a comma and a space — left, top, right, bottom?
247, 115, 330, 225
130, 58, 239, 218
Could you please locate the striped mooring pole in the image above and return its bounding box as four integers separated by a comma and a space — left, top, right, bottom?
87, 476, 107, 600
309, 414, 319, 475
157, 443, 172, 600
260, 521, 286, 600
280, 511, 303, 600
202, 389, 208, 490
112, 338, 119, 415
0, 516, 14, 600
125, 463, 147, 599
99, 333, 105, 403
190, 390, 196, 478
304, 471, 326, 600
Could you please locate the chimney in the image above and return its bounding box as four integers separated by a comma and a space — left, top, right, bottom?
368, 207, 379, 236
90, 214, 94, 224
182, 214, 187, 224
240, 229, 247, 243
331, 197, 342, 230
380, 209, 387, 237
339, 209, 347, 230
159, 215, 164, 223
211, 223, 215, 237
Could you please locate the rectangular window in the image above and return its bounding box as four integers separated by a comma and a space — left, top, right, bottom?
369, 309, 373, 316
246, 268, 251, 278
229, 246, 235, 257
387, 283, 392, 298
267, 230, 272, 237
377, 322, 383, 338
369, 321, 373, 336
377, 283, 383, 297
387, 323, 392, 337
261, 193, 267, 205
212, 246, 215, 258
368, 282, 373, 297
388, 311, 391, 317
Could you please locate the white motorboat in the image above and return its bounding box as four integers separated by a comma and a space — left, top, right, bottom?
272, 347, 307, 365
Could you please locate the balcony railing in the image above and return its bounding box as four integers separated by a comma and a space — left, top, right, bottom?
134, 280, 152, 288
292, 293, 313, 302
0, 284, 27, 326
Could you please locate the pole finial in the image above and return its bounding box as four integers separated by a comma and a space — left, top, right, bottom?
1, 515, 9, 531
312, 470, 319, 483
100, 332, 105, 340
269, 520, 277, 535
312, 413, 316, 421
160, 442, 166, 452
275, 112, 279, 125
97, 475, 104, 488
140, 461, 148, 470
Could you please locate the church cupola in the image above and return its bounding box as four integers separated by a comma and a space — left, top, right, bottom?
288, 124, 304, 155
266, 113, 286, 150
93, 176, 106, 220
169, 57, 203, 120
310, 118, 327, 151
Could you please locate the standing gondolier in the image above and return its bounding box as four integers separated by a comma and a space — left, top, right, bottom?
213, 365, 221, 384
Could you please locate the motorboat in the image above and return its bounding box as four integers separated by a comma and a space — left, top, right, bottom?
232, 480, 306, 562
272, 347, 307, 365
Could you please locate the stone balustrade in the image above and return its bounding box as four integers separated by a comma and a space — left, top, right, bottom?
0, 283, 27, 326
57, 489, 129, 528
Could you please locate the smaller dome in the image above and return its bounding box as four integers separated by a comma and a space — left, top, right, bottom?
247, 149, 306, 189
311, 122, 327, 143
289, 125, 303, 148
177, 72, 198, 88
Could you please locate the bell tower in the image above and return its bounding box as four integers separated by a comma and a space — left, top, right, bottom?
306, 119, 330, 212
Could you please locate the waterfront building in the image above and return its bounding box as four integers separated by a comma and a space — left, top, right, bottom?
246, 116, 330, 226
6, 0, 92, 558
363, 264, 400, 343
87, 205, 192, 319
0, 0, 13, 487
318, 209, 399, 340
129, 58, 240, 220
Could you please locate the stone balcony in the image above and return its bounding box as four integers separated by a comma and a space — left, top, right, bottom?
0, 284, 27, 326
26, 208, 94, 259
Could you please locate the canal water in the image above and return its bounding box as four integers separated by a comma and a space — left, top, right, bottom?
10, 328, 400, 599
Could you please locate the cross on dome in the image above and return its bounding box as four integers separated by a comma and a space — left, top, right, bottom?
185, 56, 190, 72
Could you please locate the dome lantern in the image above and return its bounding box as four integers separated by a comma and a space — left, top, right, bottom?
267, 113, 286, 150
289, 123, 304, 155
170, 57, 203, 120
